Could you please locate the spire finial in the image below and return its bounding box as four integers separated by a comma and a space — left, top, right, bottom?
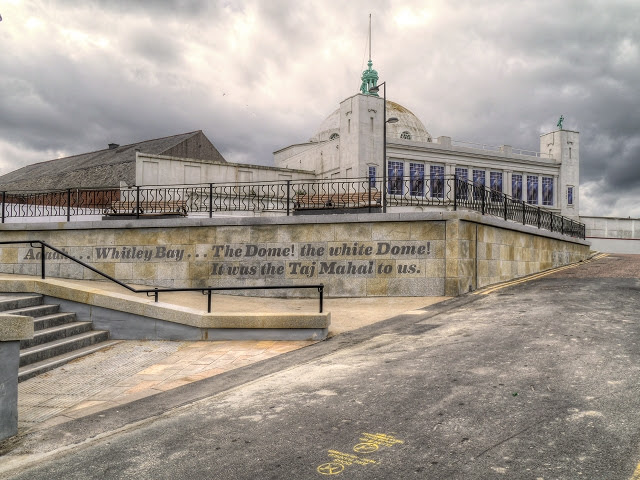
369, 13, 372, 61
360, 14, 379, 95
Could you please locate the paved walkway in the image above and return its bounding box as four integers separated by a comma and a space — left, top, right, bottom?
6, 254, 640, 479
16, 279, 448, 433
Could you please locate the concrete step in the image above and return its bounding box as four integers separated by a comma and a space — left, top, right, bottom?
18, 340, 121, 382
33, 312, 78, 331
4, 304, 60, 318
1, 293, 117, 380
20, 321, 93, 349
0, 294, 43, 312
19, 330, 110, 367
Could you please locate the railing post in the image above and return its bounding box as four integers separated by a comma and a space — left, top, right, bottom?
136, 186, 140, 220
453, 175, 457, 211
319, 285, 323, 313
286, 180, 291, 216
207, 290, 212, 313
522, 201, 526, 225
66, 189, 71, 222
550, 214, 554, 232
561, 218, 564, 235
537, 207, 541, 228
40, 243, 45, 279
154, 288, 158, 303
209, 183, 213, 218
368, 180, 372, 214
1, 191, 5, 224
503, 194, 507, 221
481, 186, 485, 215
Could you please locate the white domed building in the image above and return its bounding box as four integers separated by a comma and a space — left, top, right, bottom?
274, 95, 435, 182
273, 60, 578, 218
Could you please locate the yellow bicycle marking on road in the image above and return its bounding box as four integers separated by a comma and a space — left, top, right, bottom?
353, 442, 379, 454
317, 463, 345, 475
316, 433, 403, 475
473, 253, 609, 295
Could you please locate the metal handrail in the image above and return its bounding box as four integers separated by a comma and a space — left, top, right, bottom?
0, 240, 324, 314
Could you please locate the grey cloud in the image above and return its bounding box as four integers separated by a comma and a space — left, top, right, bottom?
123, 28, 185, 65
1, 0, 639, 216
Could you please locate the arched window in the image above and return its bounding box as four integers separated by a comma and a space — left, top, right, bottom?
400, 131, 412, 140
329, 133, 340, 140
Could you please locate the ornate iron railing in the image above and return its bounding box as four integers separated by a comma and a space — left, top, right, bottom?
0, 176, 585, 239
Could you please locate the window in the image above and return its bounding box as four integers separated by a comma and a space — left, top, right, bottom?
527, 175, 538, 204
490, 171, 503, 201
400, 131, 412, 140
410, 163, 424, 196
567, 186, 574, 206
368, 166, 376, 187
511, 174, 522, 201
473, 170, 485, 200
455, 167, 468, 200
388, 161, 404, 195
542, 177, 553, 206
329, 133, 339, 140
430, 165, 444, 198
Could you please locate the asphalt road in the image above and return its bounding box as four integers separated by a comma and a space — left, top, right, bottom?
2, 254, 640, 479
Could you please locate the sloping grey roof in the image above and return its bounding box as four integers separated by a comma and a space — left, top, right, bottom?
0, 131, 207, 191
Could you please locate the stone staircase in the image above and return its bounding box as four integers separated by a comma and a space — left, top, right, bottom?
0, 294, 119, 382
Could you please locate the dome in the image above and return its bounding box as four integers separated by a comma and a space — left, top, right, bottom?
310, 100, 432, 143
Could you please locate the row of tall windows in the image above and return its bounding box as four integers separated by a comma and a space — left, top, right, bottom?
368, 163, 555, 206
456, 169, 554, 206
387, 162, 445, 198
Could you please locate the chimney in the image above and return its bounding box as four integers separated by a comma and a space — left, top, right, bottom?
108, 143, 119, 150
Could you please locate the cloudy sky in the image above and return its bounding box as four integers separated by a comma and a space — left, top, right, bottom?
1, 0, 638, 216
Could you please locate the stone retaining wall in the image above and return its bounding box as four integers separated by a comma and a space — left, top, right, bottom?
0, 212, 590, 297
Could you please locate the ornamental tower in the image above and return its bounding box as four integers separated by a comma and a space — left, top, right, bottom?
359, 14, 379, 96
540, 120, 580, 219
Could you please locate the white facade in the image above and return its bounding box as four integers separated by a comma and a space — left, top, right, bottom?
136, 152, 315, 186
273, 93, 579, 218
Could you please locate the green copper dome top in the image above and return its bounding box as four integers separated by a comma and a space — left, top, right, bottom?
360, 59, 379, 95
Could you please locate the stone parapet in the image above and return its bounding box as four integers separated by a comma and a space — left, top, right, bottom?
0, 314, 33, 342
0, 212, 590, 298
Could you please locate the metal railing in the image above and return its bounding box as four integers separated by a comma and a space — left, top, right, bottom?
0, 176, 585, 239
0, 241, 324, 313
449, 176, 584, 239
